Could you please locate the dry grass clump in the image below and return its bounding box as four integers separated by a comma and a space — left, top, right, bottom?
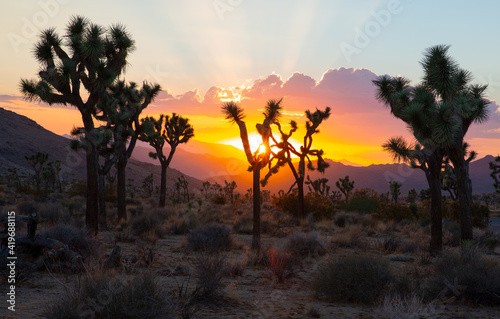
41, 224, 97, 258
375, 294, 437, 319
43, 272, 171, 319
284, 231, 327, 258
186, 223, 233, 253
330, 224, 367, 249
267, 247, 299, 284
426, 245, 500, 305
312, 254, 393, 304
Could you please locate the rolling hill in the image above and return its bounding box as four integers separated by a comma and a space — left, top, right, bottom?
0, 107, 202, 192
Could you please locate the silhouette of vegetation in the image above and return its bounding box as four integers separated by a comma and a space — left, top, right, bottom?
336, 175, 355, 202
139, 113, 194, 207
263, 106, 331, 219
21, 16, 137, 233
374, 45, 490, 251
221, 99, 282, 250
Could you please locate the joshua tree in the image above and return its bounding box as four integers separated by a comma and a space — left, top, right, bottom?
221, 99, 282, 250
25, 151, 49, 193
407, 189, 418, 204
42, 160, 62, 192
263, 107, 331, 219
490, 155, 500, 192
441, 143, 477, 202
71, 80, 160, 225
335, 175, 355, 202
389, 181, 401, 203
20, 16, 136, 233
374, 45, 490, 242
140, 114, 194, 207
142, 174, 154, 198
306, 176, 330, 196
202, 181, 211, 198
224, 180, 237, 203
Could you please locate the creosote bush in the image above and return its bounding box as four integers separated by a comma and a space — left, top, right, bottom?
186, 223, 233, 252
313, 254, 393, 304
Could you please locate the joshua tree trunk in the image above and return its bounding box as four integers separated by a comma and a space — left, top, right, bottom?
449, 148, 473, 240
83, 113, 99, 235
98, 172, 107, 229
297, 178, 305, 220
159, 161, 167, 208
117, 157, 127, 221
428, 154, 443, 255
252, 164, 261, 251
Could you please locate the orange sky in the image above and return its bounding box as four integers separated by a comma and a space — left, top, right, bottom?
2, 67, 499, 166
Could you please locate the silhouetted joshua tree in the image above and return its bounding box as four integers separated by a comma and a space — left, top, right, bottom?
25, 151, 49, 193
374, 44, 490, 244
221, 99, 282, 250
335, 175, 355, 202
21, 16, 136, 234
490, 156, 500, 193
140, 114, 194, 207
263, 107, 331, 219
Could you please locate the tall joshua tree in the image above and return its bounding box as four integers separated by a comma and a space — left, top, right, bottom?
20, 16, 135, 234
374, 45, 490, 242
221, 99, 282, 250
96, 81, 160, 222
381, 136, 444, 254
139, 114, 194, 207
263, 107, 331, 219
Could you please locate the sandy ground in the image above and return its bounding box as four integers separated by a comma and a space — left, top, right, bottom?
3, 231, 500, 319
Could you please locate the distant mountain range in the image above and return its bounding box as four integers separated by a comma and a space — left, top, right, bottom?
0, 107, 202, 192
0, 107, 496, 196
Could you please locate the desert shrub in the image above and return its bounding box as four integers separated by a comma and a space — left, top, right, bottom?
375, 294, 435, 319
44, 272, 170, 319
376, 203, 414, 222
273, 191, 335, 220
443, 221, 461, 246
285, 231, 327, 258
304, 192, 336, 220
345, 188, 380, 214
233, 215, 253, 234
41, 224, 96, 258
442, 200, 490, 229
186, 223, 233, 252
168, 213, 199, 235
334, 213, 354, 227
377, 236, 403, 253
67, 179, 86, 197
17, 201, 38, 215
38, 203, 69, 224
267, 247, 298, 284
312, 254, 393, 304
471, 203, 490, 228
191, 253, 227, 303
129, 212, 163, 237
331, 224, 367, 249
426, 246, 500, 305
211, 194, 226, 205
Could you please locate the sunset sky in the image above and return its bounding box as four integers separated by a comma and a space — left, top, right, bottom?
1, 0, 500, 165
